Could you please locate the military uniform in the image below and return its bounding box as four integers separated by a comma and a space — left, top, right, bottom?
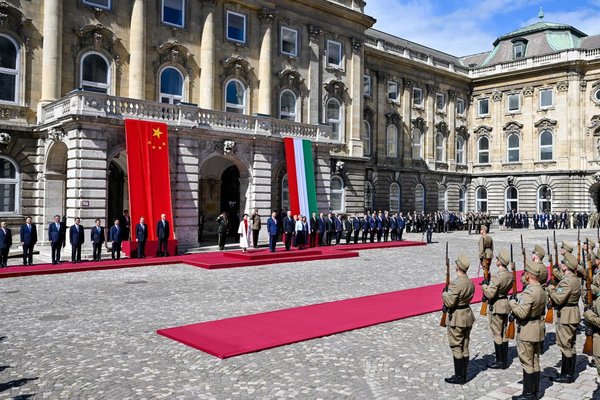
532, 244, 548, 286
509, 260, 547, 400
442, 254, 475, 385
579, 238, 596, 303
583, 295, 600, 380
590, 248, 600, 296
481, 249, 513, 369
548, 252, 581, 383
553, 241, 574, 282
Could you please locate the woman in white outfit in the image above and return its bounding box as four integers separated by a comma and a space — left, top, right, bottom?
238, 213, 250, 252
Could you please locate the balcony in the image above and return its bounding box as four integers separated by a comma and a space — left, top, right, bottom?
39, 91, 336, 143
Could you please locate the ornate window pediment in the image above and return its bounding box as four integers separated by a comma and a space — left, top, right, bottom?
221, 56, 255, 90
0, 2, 31, 45
534, 118, 557, 134
589, 115, 600, 137
385, 112, 401, 126
435, 120, 449, 136
503, 121, 523, 136
456, 125, 469, 139
278, 68, 308, 98
73, 24, 122, 65
411, 116, 426, 133
473, 124, 493, 138
154, 40, 194, 75
323, 79, 351, 105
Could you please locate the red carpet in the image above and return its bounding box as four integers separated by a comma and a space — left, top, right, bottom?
158, 269, 529, 359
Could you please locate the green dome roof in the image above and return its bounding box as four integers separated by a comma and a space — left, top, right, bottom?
493, 21, 587, 46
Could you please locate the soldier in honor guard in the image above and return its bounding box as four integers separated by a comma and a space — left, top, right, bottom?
531, 245, 547, 286
552, 241, 574, 282
478, 225, 494, 269
583, 281, 600, 384
547, 251, 581, 383
442, 254, 475, 385
481, 249, 514, 369
590, 248, 600, 296
509, 260, 547, 400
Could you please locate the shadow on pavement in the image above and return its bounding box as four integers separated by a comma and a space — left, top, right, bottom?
0, 378, 37, 393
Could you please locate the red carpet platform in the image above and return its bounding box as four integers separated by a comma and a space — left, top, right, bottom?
157, 269, 529, 359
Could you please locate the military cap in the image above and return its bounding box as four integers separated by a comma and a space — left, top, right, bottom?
532, 244, 545, 261
586, 238, 597, 249
455, 253, 470, 272
496, 249, 510, 267
525, 260, 542, 277
561, 241, 574, 253
563, 252, 578, 271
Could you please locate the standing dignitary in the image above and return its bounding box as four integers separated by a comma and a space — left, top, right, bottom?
119, 209, 131, 240
334, 214, 343, 245
317, 213, 326, 247
90, 218, 105, 261
397, 212, 405, 241
216, 212, 228, 251
481, 249, 514, 369
548, 251, 581, 383
238, 213, 250, 252
135, 217, 148, 258
267, 211, 278, 252
442, 254, 475, 384
19, 216, 37, 266
109, 219, 123, 260
352, 214, 360, 244
156, 213, 170, 256
48, 215, 66, 265
283, 211, 295, 251
0, 221, 11, 267
251, 208, 261, 249
509, 260, 547, 400
69, 217, 85, 263
309, 213, 318, 248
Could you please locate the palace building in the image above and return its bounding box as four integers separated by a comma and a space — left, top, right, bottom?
1, 0, 600, 250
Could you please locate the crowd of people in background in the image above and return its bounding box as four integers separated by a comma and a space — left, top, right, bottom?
499, 210, 600, 230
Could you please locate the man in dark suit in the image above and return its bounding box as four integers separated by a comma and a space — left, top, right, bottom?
90, 218, 105, 261
135, 217, 148, 258
383, 211, 390, 242
309, 212, 318, 248
157, 213, 170, 257
119, 209, 131, 241
343, 215, 352, 244
267, 211, 278, 252
376, 212, 384, 242
334, 214, 343, 245
48, 214, 66, 265
0, 221, 12, 267
397, 212, 406, 241
369, 212, 376, 243
69, 217, 85, 263
283, 210, 295, 251
389, 213, 397, 241
20, 216, 37, 266
352, 213, 361, 244
325, 213, 334, 246
109, 219, 122, 260
361, 213, 369, 243
317, 213, 326, 246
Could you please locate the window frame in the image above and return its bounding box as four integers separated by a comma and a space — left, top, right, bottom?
513, 43, 525, 59
539, 130, 554, 161
478, 98, 489, 117
330, 175, 345, 212
414, 184, 425, 213
224, 78, 247, 114
388, 80, 399, 102
362, 120, 371, 156
161, 0, 185, 28
436, 93, 446, 112
279, 89, 299, 122
386, 125, 398, 158
83, 0, 111, 10
506, 133, 520, 163
79, 51, 111, 94
505, 186, 519, 213
159, 66, 184, 104
226, 10, 247, 44
476, 187, 488, 213
280, 26, 298, 57
364, 181, 374, 212
477, 136, 490, 164
458, 187, 466, 213
456, 98, 465, 115
0, 34, 19, 104
326, 98, 343, 141
537, 185, 552, 213
456, 136, 465, 164
507, 93, 520, 113
389, 182, 401, 213
363, 75, 371, 96
281, 174, 289, 212
413, 87, 423, 107
435, 133, 445, 162
326, 40, 343, 68
539, 88, 554, 109
0, 156, 20, 215
412, 128, 423, 160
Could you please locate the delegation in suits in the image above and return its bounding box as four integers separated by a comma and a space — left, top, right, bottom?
69, 218, 85, 263
135, 218, 148, 258
0, 221, 12, 267
156, 214, 170, 257
109, 220, 123, 260
90, 219, 105, 261
20, 217, 37, 266
48, 215, 66, 265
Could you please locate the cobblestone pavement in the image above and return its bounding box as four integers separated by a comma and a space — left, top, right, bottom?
1, 228, 600, 399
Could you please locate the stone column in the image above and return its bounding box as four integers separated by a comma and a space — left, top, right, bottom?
348, 38, 364, 156
199, 1, 216, 109
40, 0, 63, 106
307, 25, 322, 125
401, 79, 413, 163
425, 85, 436, 167
129, 0, 146, 99
251, 144, 272, 242
258, 9, 276, 116
447, 90, 456, 167
375, 71, 387, 165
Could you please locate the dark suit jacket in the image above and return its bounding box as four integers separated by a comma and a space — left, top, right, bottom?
90, 226, 105, 244
48, 222, 66, 244
317, 218, 326, 233
157, 220, 170, 240
109, 225, 123, 243
283, 217, 295, 234
310, 217, 318, 233
267, 217, 278, 236
335, 218, 343, 232
136, 223, 148, 242
69, 224, 85, 246
20, 224, 37, 245
0, 227, 12, 249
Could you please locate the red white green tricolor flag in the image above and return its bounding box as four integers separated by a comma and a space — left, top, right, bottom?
284, 137, 318, 222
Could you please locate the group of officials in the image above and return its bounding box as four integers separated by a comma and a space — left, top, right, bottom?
443, 226, 600, 399
0, 211, 171, 267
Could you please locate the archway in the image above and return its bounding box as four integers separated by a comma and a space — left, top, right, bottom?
107, 151, 129, 224
43, 141, 68, 225
221, 165, 240, 237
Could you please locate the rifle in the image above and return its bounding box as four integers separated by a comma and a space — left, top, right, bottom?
584, 239, 594, 355
480, 252, 490, 316
577, 228, 581, 267
545, 236, 554, 323
440, 242, 450, 327
506, 243, 517, 339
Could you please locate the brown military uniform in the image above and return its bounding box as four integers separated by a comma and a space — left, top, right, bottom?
553, 241, 574, 282
478, 234, 494, 260
583, 295, 600, 378
482, 268, 513, 344
443, 274, 476, 358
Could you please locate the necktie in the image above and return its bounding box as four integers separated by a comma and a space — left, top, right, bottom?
28, 224, 31, 231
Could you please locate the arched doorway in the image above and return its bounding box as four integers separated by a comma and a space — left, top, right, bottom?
107, 151, 129, 224
221, 165, 240, 237
43, 141, 68, 225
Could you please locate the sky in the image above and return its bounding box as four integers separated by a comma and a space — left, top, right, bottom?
364, 0, 600, 57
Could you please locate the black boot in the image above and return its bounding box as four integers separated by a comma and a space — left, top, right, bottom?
502, 342, 510, 369
444, 357, 466, 384
489, 343, 506, 369
463, 356, 469, 383
570, 355, 577, 380
512, 371, 536, 400
551, 355, 574, 383
533, 371, 541, 400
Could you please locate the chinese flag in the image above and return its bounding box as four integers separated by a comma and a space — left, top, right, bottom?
125, 119, 174, 241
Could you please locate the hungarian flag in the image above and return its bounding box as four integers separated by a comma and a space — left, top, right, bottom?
125, 119, 174, 241
283, 137, 318, 226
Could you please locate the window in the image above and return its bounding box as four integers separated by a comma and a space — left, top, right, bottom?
387, 125, 398, 157
80, 52, 110, 93
330, 176, 344, 212
507, 94, 520, 112
363, 75, 371, 96
540, 89, 553, 108
540, 130, 553, 161
364, 181, 374, 212
438, 188, 448, 211
456, 98, 465, 115
226, 11, 246, 43
413, 87, 423, 107
507, 134, 520, 162
362, 121, 371, 156
478, 98, 489, 116
435, 133, 445, 162
513, 43, 525, 59
224, 79, 246, 114
476, 187, 488, 212
436, 93, 446, 112
162, 0, 184, 27
281, 27, 298, 56
327, 40, 342, 68
326, 99, 343, 141
478, 136, 490, 164
388, 81, 399, 101
414, 184, 425, 213
159, 67, 184, 104
389, 183, 400, 213
0, 34, 19, 103
83, 0, 111, 10
412, 129, 423, 159
0, 157, 18, 213
279, 90, 298, 121
505, 186, 518, 213
281, 174, 289, 211
595, 89, 600, 102
538, 185, 552, 213
456, 136, 465, 164
458, 187, 466, 213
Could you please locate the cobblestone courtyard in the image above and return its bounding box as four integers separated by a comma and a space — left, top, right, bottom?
2, 228, 600, 399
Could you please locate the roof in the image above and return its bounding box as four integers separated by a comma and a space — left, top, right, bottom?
493, 21, 587, 46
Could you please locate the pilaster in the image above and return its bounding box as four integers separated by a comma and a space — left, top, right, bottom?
40, 0, 63, 107
129, 0, 146, 99
199, 1, 217, 109
308, 25, 322, 125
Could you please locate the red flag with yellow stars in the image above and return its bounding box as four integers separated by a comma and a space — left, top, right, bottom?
125, 119, 174, 241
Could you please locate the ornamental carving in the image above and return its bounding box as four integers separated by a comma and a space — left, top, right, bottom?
385, 112, 401, 125
221, 56, 256, 90
351, 38, 364, 54
214, 140, 236, 155
323, 79, 351, 105
594, 171, 600, 182
503, 121, 523, 136
278, 68, 308, 98
308, 25, 322, 42
258, 8, 277, 24
448, 90, 456, 100
435, 121, 449, 135
456, 125, 469, 139
473, 125, 493, 138
581, 81, 588, 91
411, 117, 426, 133
0, 132, 11, 145
402, 78, 412, 88
589, 115, 600, 136
335, 160, 345, 173
73, 24, 122, 66
492, 91, 502, 102
523, 86, 534, 96
46, 128, 66, 142
534, 118, 557, 133
0, 2, 31, 44
556, 81, 569, 92
154, 40, 194, 75
426, 85, 437, 95
376, 71, 387, 81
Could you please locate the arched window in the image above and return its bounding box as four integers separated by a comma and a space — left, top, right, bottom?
540, 130, 553, 161
326, 99, 343, 141
387, 125, 398, 157
281, 174, 289, 211
330, 176, 344, 212
80, 52, 111, 93
364, 180, 374, 212
362, 121, 371, 156
507, 134, 520, 163
456, 136, 465, 164
0, 34, 19, 103
224, 79, 246, 114
279, 90, 298, 121
478, 136, 490, 164
412, 129, 423, 159
159, 67, 184, 104
538, 185, 552, 213
476, 187, 488, 212
505, 186, 518, 213
458, 187, 466, 212
0, 156, 19, 213
389, 182, 400, 213
415, 184, 425, 213
435, 133, 445, 162
438, 187, 448, 210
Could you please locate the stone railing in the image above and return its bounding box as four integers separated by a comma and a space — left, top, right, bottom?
40, 91, 336, 143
